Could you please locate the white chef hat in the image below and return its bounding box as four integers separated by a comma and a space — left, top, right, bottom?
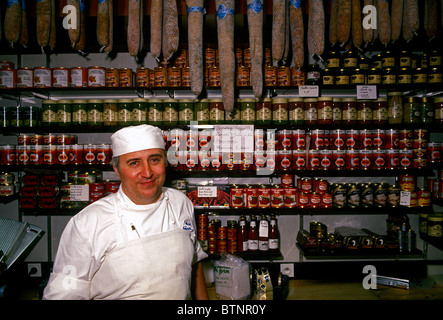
111, 124, 165, 157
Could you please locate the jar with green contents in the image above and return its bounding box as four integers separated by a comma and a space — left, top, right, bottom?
0, 106, 9, 127
179, 99, 194, 125
240, 98, 256, 124
271, 97, 288, 125
225, 99, 241, 124
195, 99, 209, 124
103, 99, 118, 126
209, 99, 225, 124
87, 99, 104, 126
288, 98, 305, 125
118, 99, 133, 126
403, 97, 420, 123
163, 98, 179, 126
255, 98, 272, 125
9, 106, 22, 128
132, 98, 148, 125
387, 91, 403, 124
23, 106, 39, 127
147, 99, 163, 125
421, 97, 434, 124
41, 100, 58, 126
57, 100, 72, 126
71, 100, 88, 126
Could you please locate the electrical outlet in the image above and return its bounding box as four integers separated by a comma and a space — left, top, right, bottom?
280, 263, 294, 277
28, 263, 42, 277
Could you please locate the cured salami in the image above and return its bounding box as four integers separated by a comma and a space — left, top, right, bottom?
290, 0, 304, 69
307, 0, 325, 57
247, 0, 264, 98
272, 0, 286, 62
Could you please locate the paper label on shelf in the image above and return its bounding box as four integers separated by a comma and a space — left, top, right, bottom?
299, 85, 319, 97
198, 186, 217, 198
70, 185, 89, 201
357, 85, 377, 100
400, 191, 411, 206
213, 125, 254, 153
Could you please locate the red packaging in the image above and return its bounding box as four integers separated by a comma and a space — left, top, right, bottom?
359, 129, 373, 149
211, 152, 224, 171
319, 150, 332, 170
359, 149, 373, 169
399, 149, 413, 169
292, 129, 307, 149
57, 134, 71, 145
292, 150, 306, 169
16, 145, 31, 165
284, 187, 297, 208
198, 150, 212, 171
345, 129, 359, 149
84, 144, 98, 165
307, 150, 320, 170
254, 129, 266, 150
56, 145, 70, 165
330, 129, 346, 149
310, 129, 325, 150
41, 174, 59, 185
278, 150, 292, 170
386, 149, 400, 169
372, 149, 387, 170
96, 144, 111, 164
271, 185, 285, 208
428, 142, 441, 163
414, 129, 428, 140
345, 149, 360, 170
19, 197, 37, 209
230, 185, 245, 208
29, 145, 43, 165
281, 173, 294, 187
0, 145, 16, 165
245, 185, 258, 208
298, 178, 313, 193
309, 193, 322, 208
70, 144, 84, 165
278, 129, 293, 150
38, 197, 58, 209
42, 145, 56, 165
385, 129, 399, 149
297, 192, 309, 208
372, 129, 385, 149
37, 185, 59, 197
185, 151, 199, 171
20, 186, 37, 197
321, 193, 333, 208
333, 149, 346, 170
399, 129, 413, 140
313, 178, 329, 194
22, 174, 39, 185
257, 185, 271, 208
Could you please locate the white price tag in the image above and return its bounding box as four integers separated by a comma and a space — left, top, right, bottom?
299, 85, 319, 97
356, 85, 377, 100
400, 191, 411, 206
70, 185, 89, 201
213, 125, 254, 153
198, 186, 217, 198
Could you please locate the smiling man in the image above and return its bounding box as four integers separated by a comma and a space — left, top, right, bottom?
43, 125, 208, 300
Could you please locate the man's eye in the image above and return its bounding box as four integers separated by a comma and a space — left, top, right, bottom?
129, 161, 138, 166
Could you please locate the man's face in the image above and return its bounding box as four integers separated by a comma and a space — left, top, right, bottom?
114, 148, 167, 205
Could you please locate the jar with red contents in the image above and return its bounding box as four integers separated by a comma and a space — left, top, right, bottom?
342, 98, 357, 125
357, 100, 373, 124
372, 97, 388, 125
304, 98, 318, 125
332, 98, 342, 124
435, 97, 443, 123
288, 98, 305, 125
317, 97, 333, 125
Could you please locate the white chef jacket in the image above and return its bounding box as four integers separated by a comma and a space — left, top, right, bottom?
43, 186, 207, 300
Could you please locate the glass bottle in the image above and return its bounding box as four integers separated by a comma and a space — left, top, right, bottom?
237, 215, 249, 253
421, 97, 434, 124
248, 215, 258, 251
258, 215, 269, 252
269, 215, 279, 251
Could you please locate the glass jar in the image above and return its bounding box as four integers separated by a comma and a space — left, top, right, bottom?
403, 97, 420, 124
413, 68, 428, 84
351, 68, 366, 85
343, 49, 359, 69
87, 99, 103, 126
335, 69, 350, 86
382, 50, 396, 69
428, 67, 442, 84
147, 99, 163, 125
195, 99, 210, 125
322, 68, 335, 86
288, 98, 305, 125
429, 49, 442, 67
332, 98, 342, 124
210, 98, 225, 124
326, 50, 341, 69
71, 100, 88, 126
162, 98, 179, 126
434, 96, 443, 123
317, 97, 333, 125
178, 99, 194, 125
132, 98, 148, 125
256, 98, 272, 125
306, 64, 321, 85
357, 100, 372, 124
387, 91, 403, 124
342, 98, 357, 125
421, 97, 434, 124
103, 99, 118, 126
367, 68, 381, 85
41, 100, 58, 126
399, 50, 412, 68
371, 53, 383, 69
57, 100, 72, 126
372, 97, 388, 125
118, 99, 133, 126
271, 98, 288, 124
304, 98, 318, 125
397, 67, 412, 85
382, 68, 396, 85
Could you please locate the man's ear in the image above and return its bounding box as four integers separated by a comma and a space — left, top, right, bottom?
113, 166, 121, 178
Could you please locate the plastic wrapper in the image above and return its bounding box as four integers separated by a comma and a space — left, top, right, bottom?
213, 254, 251, 300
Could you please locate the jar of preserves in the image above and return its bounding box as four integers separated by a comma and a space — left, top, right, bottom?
132, 98, 148, 125
421, 97, 434, 124
87, 99, 104, 126
71, 100, 88, 126
288, 98, 305, 125
57, 100, 72, 126
367, 68, 381, 85
399, 50, 412, 68
317, 97, 333, 125
322, 68, 335, 86
413, 68, 428, 84
382, 68, 396, 85
343, 49, 358, 69
403, 97, 420, 124
427, 214, 443, 238
359, 56, 370, 70
291, 67, 305, 86
277, 66, 291, 86
147, 99, 163, 125
332, 98, 342, 124
357, 100, 372, 124
371, 53, 383, 69
272, 98, 288, 124
387, 91, 403, 124
351, 68, 366, 85
306, 64, 321, 85
178, 99, 194, 125
428, 67, 442, 84
326, 50, 341, 69
163, 98, 179, 126
41, 100, 58, 126
195, 99, 210, 124
372, 97, 388, 125
304, 98, 318, 125
118, 99, 133, 126
103, 99, 118, 126
382, 50, 396, 69
429, 50, 442, 67
434, 96, 443, 123
210, 99, 225, 124
397, 67, 412, 85
226, 100, 241, 124
255, 98, 272, 125
342, 98, 357, 125
335, 69, 350, 86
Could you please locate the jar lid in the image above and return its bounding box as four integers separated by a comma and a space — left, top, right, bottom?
57, 100, 72, 104
434, 96, 443, 103
87, 99, 103, 103
428, 214, 443, 222
72, 99, 88, 103
118, 99, 133, 103
42, 100, 58, 104
132, 98, 148, 103
103, 99, 118, 103
387, 91, 403, 96
163, 98, 178, 103
147, 99, 163, 103
178, 99, 194, 103
342, 98, 357, 102
317, 97, 333, 101
241, 98, 256, 103
288, 98, 304, 102
303, 98, 318, 102
271, 98, 288, 104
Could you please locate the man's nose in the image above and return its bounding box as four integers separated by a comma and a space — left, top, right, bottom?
141, 161, 153, 178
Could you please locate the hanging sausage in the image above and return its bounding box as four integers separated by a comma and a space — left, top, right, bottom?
128, 0, 142, 57
424, 0, 438, 41
186, 0, 205, 97
162, 0, 179, 60
272, 0, 286, 63
289, 0, 304, 69
49, 0, 56, 50
216, 0, 235, 112
376, 0, 391, 46
390, 0, 404, 43
351, 0, 363, 48
103, 0, 113, 53
247, 0, 264, 99
329, 0, 339, 46
97, 0, 110, 50
19, 0, 28, 47
362, 0, 374, 45
402, 0, 419, 42
67, 0, 80, 47
337, 0, 351, 45
74, 0, 86, 52
37, 0, 51, 49
307, 0, 325, 58
4, 0, 22, 47
150, 0, 163, 60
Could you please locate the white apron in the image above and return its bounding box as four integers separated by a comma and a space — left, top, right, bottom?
90, 195, 195, 300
